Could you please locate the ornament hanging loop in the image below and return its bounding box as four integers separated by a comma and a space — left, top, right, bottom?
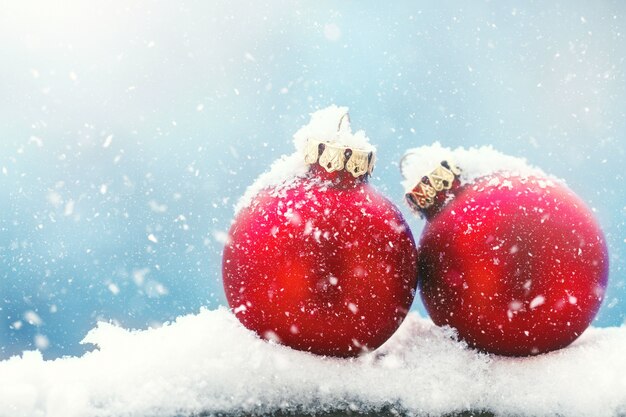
337, 112, 351, 133
399, 150, 415, 181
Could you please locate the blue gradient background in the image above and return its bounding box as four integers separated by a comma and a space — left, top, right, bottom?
0, 1, 624, 358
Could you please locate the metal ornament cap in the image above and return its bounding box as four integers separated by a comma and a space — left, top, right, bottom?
304, 138, 376, 178
404, 160, 461, 216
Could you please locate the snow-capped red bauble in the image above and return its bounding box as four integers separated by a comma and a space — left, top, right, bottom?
401, 145, 609, 356
223, 107, 418, 357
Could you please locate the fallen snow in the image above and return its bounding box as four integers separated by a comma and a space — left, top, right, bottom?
291, 105, 375, 155
233, 152, 308, 215
1, 308, 625, 417
234, 105, 375, 214
400, 142, 549, 192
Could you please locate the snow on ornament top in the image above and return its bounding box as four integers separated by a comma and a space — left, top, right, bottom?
234, 105, 376, 214
400, 142, 548, 192
400, 142, 554, 217
292, 105, 375, 155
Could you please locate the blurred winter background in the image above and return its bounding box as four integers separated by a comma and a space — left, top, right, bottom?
0, 0, 624, 359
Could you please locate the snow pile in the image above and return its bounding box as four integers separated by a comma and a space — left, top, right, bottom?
291, 105, 375, 155
1, 309, 625, 417
400, 142, 549, 192
233, 152, 308, 214
234, 105, 375, 214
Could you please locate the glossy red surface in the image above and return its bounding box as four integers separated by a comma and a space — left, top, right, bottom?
223, 167, 418, 357
418, 175, 609, 356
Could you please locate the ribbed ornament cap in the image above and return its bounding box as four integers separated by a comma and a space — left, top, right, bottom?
304, 139, 376, 178
404, 160, 462, 217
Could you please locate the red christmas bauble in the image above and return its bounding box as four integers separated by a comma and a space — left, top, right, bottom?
223, 143, 418, 357
408, 167, 609, 356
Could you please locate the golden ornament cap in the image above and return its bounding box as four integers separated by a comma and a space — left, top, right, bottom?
303, 113, 375, 178
304, 139, 375, 178
404, 160, 461, 213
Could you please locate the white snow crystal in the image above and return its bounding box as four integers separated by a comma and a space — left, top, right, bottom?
234, 105, 375, 214
33, 334, 49, 351
212, 230, 231, 245
1, 308, 625, 417
148, 200, 168, 213
102, 134, 113, 148
530, 295, 546, 309
323, 23, 342, 41
401, 142, 549, 192
107, 283, 120, 295
23, 310, 43, 327
63, 200, 75, 216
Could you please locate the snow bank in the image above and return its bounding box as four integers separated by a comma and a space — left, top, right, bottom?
400, 142, 549, 192
1, 308, 625, 417
234, 105, 375, 214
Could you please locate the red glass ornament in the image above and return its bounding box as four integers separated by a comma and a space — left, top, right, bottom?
411, 171, 609, 356
223, 152, 418, 357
